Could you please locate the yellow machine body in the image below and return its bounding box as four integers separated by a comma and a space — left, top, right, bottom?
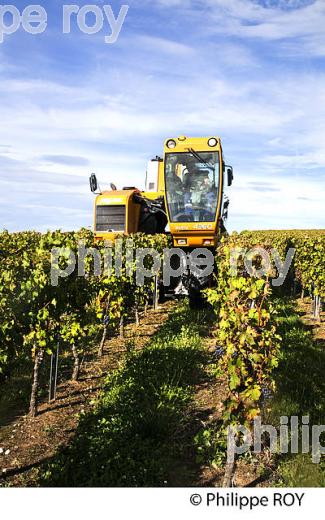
162, 136, 223, 247
93, 136, 227, 248
94, 190, 140, 242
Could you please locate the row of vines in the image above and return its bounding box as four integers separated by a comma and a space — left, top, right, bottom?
0, 227, 324, 432
204, 229, 324, 482
0, 229, 170, 416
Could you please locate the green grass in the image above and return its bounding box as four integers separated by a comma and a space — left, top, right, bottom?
40, 302, 211, 487
265, 299, 325, 487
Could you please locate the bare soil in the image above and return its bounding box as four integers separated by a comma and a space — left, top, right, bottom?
0, 301, 175, 486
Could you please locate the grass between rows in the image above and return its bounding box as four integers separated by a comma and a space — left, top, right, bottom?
264, 298, 325, 486
40, 301, 212, 487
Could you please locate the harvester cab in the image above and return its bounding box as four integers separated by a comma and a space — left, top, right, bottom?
163, 136, 232, 248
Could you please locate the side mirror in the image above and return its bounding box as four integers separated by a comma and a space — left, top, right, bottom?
89, 173, 98, 193
223, 198, 230, 220
226, 166, 234, 187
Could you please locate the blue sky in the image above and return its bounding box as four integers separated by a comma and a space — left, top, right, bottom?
0, 0, 324, 232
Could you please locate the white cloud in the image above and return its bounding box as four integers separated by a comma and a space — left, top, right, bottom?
1, 65, 324, 185
0, 1, 324, 231
152, 0, 325, 56
136, 35, 193, 55
217, 0, 325, 60
211, 42, 260, 67
227, 170, 325, 231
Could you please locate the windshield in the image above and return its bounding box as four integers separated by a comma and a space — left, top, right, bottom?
165, 151, 220, 223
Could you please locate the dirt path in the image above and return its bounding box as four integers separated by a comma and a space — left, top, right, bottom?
0, 300, 175, 487
298, 297, 325, 344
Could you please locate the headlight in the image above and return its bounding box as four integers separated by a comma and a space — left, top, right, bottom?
166, 139, 176, 149
208, 138, 218, 147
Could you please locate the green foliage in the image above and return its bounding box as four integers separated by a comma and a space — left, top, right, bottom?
0, 230, 170, 409
264, 299, 325, 487
201, 230, 324, 475
1, 227, 324, 479
194, 427, 227, 468
40, 303, 205, 486
206, 238, 281, 428
239, 229, 325, 298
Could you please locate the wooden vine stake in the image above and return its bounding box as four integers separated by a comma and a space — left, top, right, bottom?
223, 428, 236, 487
30, 347, 44, 417
120, 315, 124, 339
153, 276, 159, 311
